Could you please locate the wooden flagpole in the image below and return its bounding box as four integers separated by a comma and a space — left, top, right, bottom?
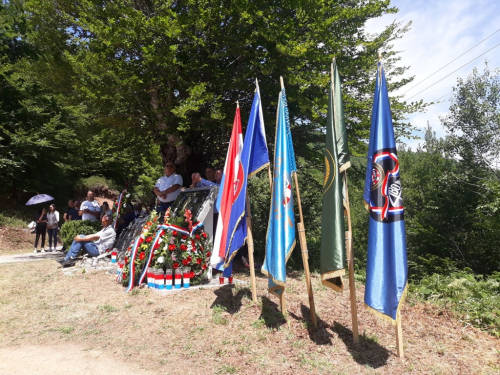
280, 76, 318, 328
245, 194, 258, 303
344, 172, 359, 343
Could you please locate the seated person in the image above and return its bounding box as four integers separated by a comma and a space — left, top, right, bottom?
101, 201, 113, 219
134, 203, 146, 217
58, 215, 116, 265
116, 206, 136, 236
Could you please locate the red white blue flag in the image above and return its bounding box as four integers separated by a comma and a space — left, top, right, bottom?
211, 106, 247, 276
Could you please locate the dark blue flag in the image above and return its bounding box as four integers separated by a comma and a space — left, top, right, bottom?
363, 63, 408, 324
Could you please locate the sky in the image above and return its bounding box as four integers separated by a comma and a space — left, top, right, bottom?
365, 0, 500, 150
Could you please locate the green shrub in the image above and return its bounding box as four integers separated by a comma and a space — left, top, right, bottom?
411, 270, 500, 337
60, 220, 102, 249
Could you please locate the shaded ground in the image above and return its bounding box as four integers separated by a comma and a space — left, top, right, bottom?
0, 258, 498, 374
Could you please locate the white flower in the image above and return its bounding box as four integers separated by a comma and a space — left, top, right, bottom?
126, 193, 131, 198
158, 256, 165, 264
123, 203, 127, 208
158, 238, 163, 244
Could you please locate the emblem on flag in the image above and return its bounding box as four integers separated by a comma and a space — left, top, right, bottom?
284, 178, 292, 205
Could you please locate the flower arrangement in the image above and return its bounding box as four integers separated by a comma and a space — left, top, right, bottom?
121, 210, 159, 287
151, 208, 212, 285
119, 207, 212, 290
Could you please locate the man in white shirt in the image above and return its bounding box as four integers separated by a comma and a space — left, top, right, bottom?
58, 215, 116, 266
154, 162, 183, 213
79, 191, 101, 221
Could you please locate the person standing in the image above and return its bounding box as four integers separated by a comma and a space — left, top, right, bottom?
68, 200, 82, 221
154, 162, 183, 213
79, 191, 101, 221
34, 208, 48, 253
46, 204, 59, 252
63, 200, 75, 223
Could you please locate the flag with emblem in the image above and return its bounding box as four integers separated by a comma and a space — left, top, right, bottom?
363, 63, 408, 324
211, 105, 247, 277
261, 86, 296, 296
320, 61, 347, 292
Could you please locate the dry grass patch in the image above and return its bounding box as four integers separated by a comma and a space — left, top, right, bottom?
0, 260, 499, 374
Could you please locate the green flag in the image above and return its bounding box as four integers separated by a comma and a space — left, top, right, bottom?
333, 60, 351, 173
320, 61, 347, 292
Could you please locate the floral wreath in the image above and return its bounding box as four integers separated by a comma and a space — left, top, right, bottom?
120, 208, 212, 291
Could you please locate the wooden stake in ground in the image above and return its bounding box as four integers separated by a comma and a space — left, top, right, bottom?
343, 171, 359, 343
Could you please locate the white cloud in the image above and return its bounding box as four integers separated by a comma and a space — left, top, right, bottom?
366, 0, 500, 149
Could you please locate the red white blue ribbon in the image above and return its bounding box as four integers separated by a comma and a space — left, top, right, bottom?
138, 229, 164, 285
125, 235, 143, 292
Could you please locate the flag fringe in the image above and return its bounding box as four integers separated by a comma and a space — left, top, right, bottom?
321, 269, 346, 292
364, 283, 408, 326
222, 210, 248, 268
339, 161, 351, 173
247, 162, 270, 179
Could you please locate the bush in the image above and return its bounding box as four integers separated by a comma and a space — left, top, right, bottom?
411, 270, 500, 337
60, 220, 102, 249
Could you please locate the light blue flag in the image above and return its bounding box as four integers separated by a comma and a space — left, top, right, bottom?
262, 87, 297, 296
363, 63, 408, 324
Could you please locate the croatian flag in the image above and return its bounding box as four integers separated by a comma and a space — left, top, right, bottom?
363, 63, 408, 324
261, 86, 297, 296
211, 106, 247, 277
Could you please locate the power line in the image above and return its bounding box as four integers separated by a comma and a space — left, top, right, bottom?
407, 42, 500, 100
403, 27, 500, 94
431, 65, 500, 102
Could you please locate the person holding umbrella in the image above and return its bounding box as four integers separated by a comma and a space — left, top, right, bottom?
34, 207, 48, 252
25, 193, 54, 253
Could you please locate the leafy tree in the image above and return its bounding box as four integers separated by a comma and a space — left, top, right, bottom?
441, 64, 500, 169
20, 0, 428, 170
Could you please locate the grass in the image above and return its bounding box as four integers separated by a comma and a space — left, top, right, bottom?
0, 261, 498, 374
212, 304, 228, 325
0, 210, 32, 228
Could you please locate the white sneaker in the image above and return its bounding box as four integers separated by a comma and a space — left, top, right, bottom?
41, 248, 45, 253
33, 249, 38, 253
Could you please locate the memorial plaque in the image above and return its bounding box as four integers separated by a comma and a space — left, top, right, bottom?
170, 186, 219, 239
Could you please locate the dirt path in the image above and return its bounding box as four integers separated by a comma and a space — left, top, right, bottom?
0, 259, 499, 374
0, 345, 152, 375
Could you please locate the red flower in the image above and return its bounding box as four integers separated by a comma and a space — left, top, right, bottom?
154, 243, 160, 250
201, 264, 207, 270
172, 230, 178, 237
190, 271, 195, 278
195, 234, 201, 240
123, 273, 127, 278
173, 263, 179, 269
127, 246, 131, 251
146, 221, 152, 226
168, 244, 176, 251
153, 217, 158, 222
182, 234, 188, 240
191, 240, 196, 247
187, 256, 192, 262
139, 252, 146, 260
202, 232, 207, 239
182, 259, 189, 266
200, 246, 204, 252
138, 238, 144, 245
196, 258, 202, 264
206, 252, 211, 257
180, 244, 188, 251
125, 257, 129, 263
146, 236, 152, 243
